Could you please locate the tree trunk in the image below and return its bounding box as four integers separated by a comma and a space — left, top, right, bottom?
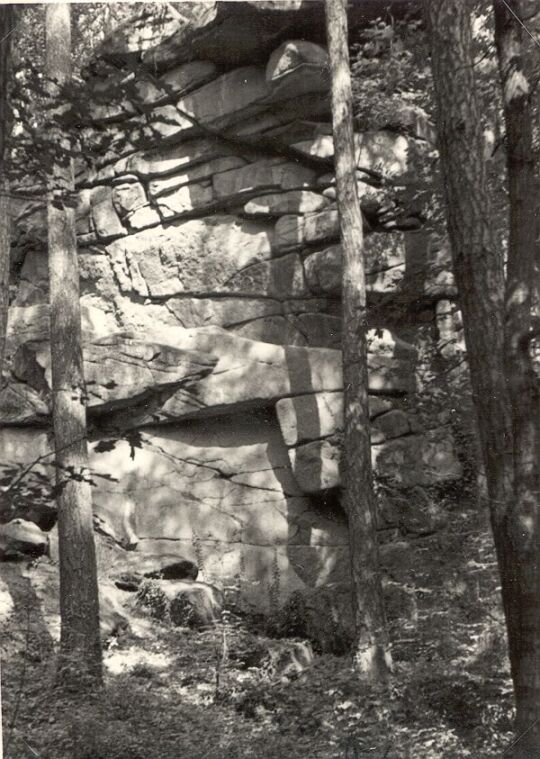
46, 3, 102, 686
325, 0, 392, 682
426, 1, 540, 755
0, 5, 14, 379
493, 2, 540, 754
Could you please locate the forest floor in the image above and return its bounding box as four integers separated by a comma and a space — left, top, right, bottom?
1, 501, 515, 759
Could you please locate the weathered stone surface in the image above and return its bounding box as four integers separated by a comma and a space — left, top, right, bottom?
266, 39, 329, 101
90, 185, 127, 241
6, 302, 48, 344
88, 72, 137, 122
277, 392, 341, 446
112, 555, 198, 591
289, 437, 341, 493
156, 332, 343, 420
164, 296, 282, 329
17, 336, 217, 414
159, 297, 336, 348
156, 181, 214, 219
303, 235, 408, 296
108, 1, 412, 71
230, 315, 306, 347
0, 383, 49, 425
106, 217, 273, 298
11, 248, 49, 306
123, 139, 243, 179
11, 198, 47, 253
138, 577, 221, 628
288, 426, 462, 494
276, 392, 393, 447
136, 3, 331, 70
267, 39, 328, 81
229, 311, 341, 349
292, 131, 411, 179
5, 4, 463, 622
303, 244, 341, 294
148, 67, 271, 140
88, 415, 349, 603
274, 210, 340, 252
148, 156, 247, 198
222, 253, 308, 298
290, 312, 341, 349
244, 190, 330, 216
111, 181, 147, 219
213, 158, 317, 201
0, 519, 49, 560
99, 326, 410, 424
6, 303, 118, 348
225, 92, 331, 141
76, 188, 93, 235
168, 581, 223, 628
123, 204, 162, 231
159, 60, 218, 97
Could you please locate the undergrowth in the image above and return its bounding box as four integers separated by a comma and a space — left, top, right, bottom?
1, 505, 514, 759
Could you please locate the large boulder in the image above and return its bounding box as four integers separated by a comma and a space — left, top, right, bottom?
0, 519, 49, 560
136, 579, 223, 628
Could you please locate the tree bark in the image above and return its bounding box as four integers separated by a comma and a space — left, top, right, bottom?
426, 1, 540, 755
0, 5, 14, 379
493, 2, 540, 754
325, 0, 392, 682
46, 3, 102, 686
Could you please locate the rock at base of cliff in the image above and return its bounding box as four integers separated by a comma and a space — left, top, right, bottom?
136, 579, 223, 629
0, 519, 49, 560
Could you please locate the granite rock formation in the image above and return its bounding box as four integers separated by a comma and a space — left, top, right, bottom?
1, 1, 459, 613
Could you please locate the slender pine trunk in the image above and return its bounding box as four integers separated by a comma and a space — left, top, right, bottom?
0, 5, 14, 379
325, 0, 392, 682
494, 2, 540, 754
46, 3, 102, 687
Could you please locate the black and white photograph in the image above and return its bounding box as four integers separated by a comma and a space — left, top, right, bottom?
0, 0, 538, 756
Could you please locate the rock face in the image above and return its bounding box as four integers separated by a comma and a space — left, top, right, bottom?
2, 2, 460, 614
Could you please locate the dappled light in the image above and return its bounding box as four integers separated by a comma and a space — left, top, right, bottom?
1, 0, 539, 756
